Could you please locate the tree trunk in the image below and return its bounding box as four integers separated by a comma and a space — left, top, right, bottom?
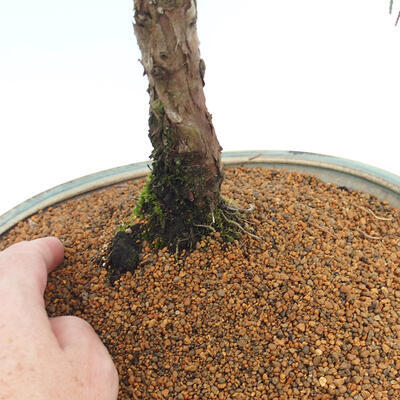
133, 0, 224, 248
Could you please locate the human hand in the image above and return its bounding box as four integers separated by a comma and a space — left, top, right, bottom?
0, 237, 119, 400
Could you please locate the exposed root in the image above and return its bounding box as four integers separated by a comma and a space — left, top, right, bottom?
298, 201, 391, 241
193, 223, 216, 232
224, 203, 255, 214
308, 221, 338, 239
221, 212, 262, 241
356, 228, 381, 240
175, 237, 189, 260
297, 203, 338, 239
354, 204, 393, 221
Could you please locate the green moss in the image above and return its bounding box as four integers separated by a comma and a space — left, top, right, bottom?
134, 172, 166, 234
133, 175, 153, 218
116, 222, 128, 233
212, 207, 241, 243
134, 159, 196, 247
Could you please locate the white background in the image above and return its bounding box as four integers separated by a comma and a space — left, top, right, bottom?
0, 0, 399, 216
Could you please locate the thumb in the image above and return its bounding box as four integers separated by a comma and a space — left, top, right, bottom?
50, 316, 119, 399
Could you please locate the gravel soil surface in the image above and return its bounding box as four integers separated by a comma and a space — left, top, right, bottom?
2, 166, 400, 400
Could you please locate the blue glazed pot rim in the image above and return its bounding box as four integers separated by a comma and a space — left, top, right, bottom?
1, 150, 400, 236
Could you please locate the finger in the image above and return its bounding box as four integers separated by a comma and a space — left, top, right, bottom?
0, 237, 64, 299
50, 316, 119, 399
1, 236, 64, 276
29, 237, 65, 274
50, 316, 105, 351
0, 238, 64, 332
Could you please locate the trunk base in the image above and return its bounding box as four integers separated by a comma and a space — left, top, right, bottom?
133, 160, 241, 251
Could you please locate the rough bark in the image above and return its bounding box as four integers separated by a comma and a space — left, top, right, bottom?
133, 0, 225, 248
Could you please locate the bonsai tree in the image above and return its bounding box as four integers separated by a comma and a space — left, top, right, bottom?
110, 0, 258, 272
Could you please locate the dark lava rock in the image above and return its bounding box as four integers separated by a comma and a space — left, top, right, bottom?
109, 225, 143, 281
